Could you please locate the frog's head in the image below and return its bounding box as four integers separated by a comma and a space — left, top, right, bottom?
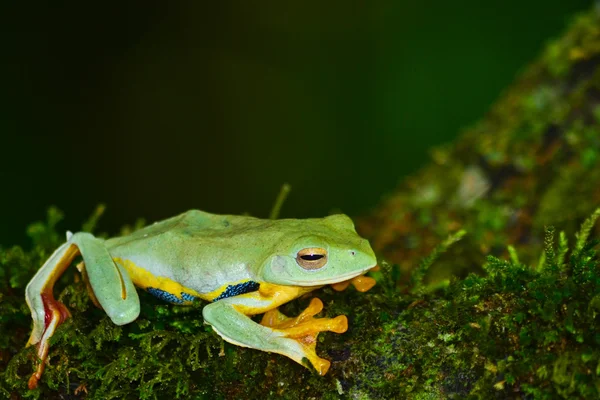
260, 214, 377, 286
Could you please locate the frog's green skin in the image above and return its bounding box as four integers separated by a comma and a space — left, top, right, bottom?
25, 210, 377, 389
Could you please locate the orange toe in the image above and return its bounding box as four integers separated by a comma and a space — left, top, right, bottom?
260, 297, 348, 375
351, 275, 376, 292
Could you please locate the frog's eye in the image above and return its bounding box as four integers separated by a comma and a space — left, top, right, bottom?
296, 247, 328, 270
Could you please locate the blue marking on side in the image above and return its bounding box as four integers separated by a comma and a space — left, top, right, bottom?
213, 281, 260, 302
181, 292, 198, 302
147, 287, 199, 304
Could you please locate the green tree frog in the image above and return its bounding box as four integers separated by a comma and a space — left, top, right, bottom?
25, 210, 377, 389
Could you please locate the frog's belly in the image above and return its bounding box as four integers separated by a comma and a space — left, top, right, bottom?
111, 256, 255, 304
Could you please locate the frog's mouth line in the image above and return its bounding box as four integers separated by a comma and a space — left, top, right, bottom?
293, 264, 376, 286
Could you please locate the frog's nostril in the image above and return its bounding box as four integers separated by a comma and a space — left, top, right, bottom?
351, 251, 356, 256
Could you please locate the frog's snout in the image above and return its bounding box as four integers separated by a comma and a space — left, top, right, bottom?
353, 238, 376, 257
353, 240, 378, 269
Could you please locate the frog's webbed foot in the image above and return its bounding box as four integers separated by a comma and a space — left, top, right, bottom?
330, 272, 377, 292
260, 298, 347, 375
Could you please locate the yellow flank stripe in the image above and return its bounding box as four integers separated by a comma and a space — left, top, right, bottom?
201, 284, 229, 302
113, 257, 205, 302
201, 280, 255, 302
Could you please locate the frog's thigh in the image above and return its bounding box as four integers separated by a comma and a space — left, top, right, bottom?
72, 232, 140, 325
202, 300, 307, 365
25, 232, 139, 389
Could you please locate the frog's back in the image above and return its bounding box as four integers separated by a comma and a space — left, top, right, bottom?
103, 210, 271, 297
105, 210, 208, 246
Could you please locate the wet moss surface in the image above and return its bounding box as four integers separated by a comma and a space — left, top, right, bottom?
5, 6, 600, 400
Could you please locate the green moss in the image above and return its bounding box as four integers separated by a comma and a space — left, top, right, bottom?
341, 212, 600, 398
4, 207, 600, 398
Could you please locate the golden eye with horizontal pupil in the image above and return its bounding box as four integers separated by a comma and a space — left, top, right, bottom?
296, 247, 328, 270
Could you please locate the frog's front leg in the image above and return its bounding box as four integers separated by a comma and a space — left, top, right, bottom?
202, 283, 347, 375
25, 232, 140, 389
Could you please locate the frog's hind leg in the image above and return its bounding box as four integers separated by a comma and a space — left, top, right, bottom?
25, 240, 77, 389
25, 232, 140, 389
203, 296, 347, 376
260, 298, 348, 375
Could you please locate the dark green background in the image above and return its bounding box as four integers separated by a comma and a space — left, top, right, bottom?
0, 1, 592, 245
